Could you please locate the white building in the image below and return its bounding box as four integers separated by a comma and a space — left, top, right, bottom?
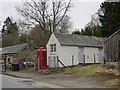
46, 33, 106, 67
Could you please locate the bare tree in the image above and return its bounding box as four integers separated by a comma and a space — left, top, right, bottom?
57, 15, 72, 34
16, 0, 72, 37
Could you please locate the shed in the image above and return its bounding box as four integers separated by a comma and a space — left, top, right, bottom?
104, 30, 120, 62
1, 43, 27, 64
46, 33, 106, 67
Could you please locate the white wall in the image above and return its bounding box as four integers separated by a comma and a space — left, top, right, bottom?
84, 47, 99, 63
59, 46, 79, 67
46, 34, 60, 67
47, 34, 104, 67
46, 34, 79, 67
98, 48, 104, 63
78, 47, 84, 63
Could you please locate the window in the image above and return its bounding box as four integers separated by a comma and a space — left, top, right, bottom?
50, 44, 53, 52
50, 44, 56, 52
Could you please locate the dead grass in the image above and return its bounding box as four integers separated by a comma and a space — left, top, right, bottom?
95, 65, 119, 87
97, 78, 118, 87
104, 79, 118, 87
64, 64, 100, 76
64, 64, 119, 87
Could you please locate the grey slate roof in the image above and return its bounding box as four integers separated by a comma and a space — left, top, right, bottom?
2, 43, 27, 55
54, 33, 106, 48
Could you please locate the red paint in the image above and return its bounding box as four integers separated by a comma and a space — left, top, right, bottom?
36, 48, 47, 69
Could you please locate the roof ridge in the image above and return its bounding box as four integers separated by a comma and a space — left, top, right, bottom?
54, 33, 105, 38
3, 43, 26, 48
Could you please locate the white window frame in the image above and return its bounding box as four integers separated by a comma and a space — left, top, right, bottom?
50, 44, 56, 52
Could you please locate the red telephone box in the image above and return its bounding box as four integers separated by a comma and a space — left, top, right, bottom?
36, 48, 47, 69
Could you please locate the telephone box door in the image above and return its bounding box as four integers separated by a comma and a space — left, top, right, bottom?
36, 48, 47, 69
40, 51, 47, 69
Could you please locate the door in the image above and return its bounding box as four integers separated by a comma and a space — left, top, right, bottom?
41, 52, 47, 68
36, 52, 40, 70
94, 53, 99, 63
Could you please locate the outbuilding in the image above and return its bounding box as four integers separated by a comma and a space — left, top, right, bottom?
104, 30, 120, 62
46, 33, 106, 67
2, 43, 27, 64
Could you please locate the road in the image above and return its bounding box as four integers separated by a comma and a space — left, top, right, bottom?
2, 74, 64, 88
1, 74, 117, 90
2, 75, 34, 88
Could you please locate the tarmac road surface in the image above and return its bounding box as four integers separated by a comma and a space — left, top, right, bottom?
1, 74, 117, 90
2, 74, 64, 88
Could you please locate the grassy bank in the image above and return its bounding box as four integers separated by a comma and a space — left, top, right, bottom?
64, 64, 118, 87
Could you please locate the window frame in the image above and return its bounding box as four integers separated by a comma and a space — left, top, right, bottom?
50, 44, 56, 52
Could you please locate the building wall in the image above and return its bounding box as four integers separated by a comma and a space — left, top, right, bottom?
84, 47, 100, 63
46, 34, 79, 67
46, 34, 61, 67
104, 31, 120, 61
78, 47, 84, 63
47, 34, 104, 67
119, 40, 120, 60
98, 48, 104, 63
59, 46, 79, 67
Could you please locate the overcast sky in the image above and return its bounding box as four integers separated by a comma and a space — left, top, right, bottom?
0, 0, 105, 31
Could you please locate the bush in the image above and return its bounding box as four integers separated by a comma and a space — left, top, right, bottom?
7, 64, 13, 70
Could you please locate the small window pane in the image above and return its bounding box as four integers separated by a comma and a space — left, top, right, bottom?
54, 44, 56, 52
50, 45, 53, 52
50, 44, 56, 52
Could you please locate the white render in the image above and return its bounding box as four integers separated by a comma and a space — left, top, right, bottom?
46, 34, 60, 67
59, 46, 79, 67
46, 33, 104, 67
84, 47, 99, 63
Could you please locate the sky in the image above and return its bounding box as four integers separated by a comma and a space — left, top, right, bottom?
0, 0, 105, 32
